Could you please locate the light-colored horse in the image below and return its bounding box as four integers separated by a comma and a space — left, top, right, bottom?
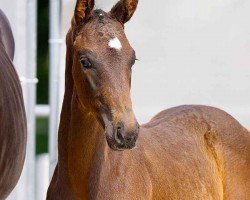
47, 0, 250, 199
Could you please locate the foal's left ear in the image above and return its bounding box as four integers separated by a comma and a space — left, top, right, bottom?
110, 0, 138, 24
74, 0, 95, 25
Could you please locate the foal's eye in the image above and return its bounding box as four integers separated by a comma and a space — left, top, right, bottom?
80, 58, 92, 69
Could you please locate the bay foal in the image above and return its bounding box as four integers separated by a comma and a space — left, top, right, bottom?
47, 0, 250, 199
0, 9, 27, 199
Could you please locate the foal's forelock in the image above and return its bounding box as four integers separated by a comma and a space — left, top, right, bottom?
72, 9, 124, 47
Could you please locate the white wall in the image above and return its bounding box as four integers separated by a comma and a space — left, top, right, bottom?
130, 0, 250, 129
62, 0, 250, 128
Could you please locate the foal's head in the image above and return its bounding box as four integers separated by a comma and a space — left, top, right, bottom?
69, 0, 139, 151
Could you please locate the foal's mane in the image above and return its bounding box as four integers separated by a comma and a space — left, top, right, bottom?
56, 30, 74, 165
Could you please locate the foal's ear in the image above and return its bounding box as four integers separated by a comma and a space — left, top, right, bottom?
110, 0, 138, 24
74, 0, 95, 25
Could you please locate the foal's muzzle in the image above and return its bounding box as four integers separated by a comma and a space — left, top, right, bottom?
105, 121, 140, 151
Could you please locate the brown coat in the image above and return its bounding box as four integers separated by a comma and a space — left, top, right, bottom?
47, 1, 250, 199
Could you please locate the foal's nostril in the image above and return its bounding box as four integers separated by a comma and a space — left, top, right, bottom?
116, 126, 124, 142
113, 122, 139, 148
125, 136, 133, 143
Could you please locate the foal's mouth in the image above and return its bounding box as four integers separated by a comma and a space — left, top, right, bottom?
105, 135, 138, 151
104, 123, 139, 151
98, 112, 139, 151
106, 132, 138, 151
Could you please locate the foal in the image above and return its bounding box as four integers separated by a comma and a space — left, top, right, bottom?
47, 0, 250, 199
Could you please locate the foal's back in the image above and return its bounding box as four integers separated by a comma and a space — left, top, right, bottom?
140, 105, 250, 199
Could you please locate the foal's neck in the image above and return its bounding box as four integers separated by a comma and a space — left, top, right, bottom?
56, 33, 108, 195
64, 90, 107, 195
68, 90, 106, 167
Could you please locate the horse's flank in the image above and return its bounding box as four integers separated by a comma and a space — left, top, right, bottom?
0, 10, 26, 199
